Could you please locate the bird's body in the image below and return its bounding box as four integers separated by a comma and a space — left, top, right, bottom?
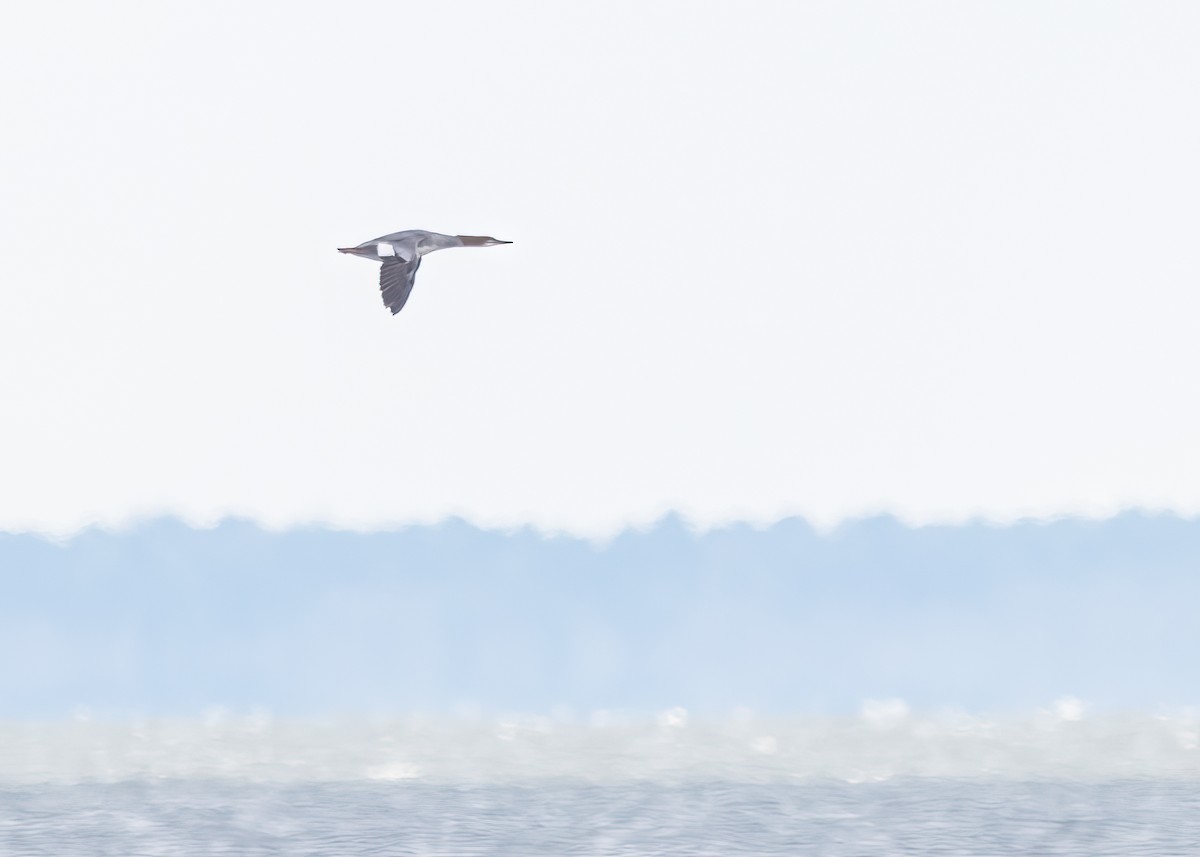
338, 229, 511, 315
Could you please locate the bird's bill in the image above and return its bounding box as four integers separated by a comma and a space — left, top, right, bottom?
337, 247, 365, 254
457, 235, 513, 247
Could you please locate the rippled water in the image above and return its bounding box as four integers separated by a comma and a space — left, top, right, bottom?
3, 708, 1200, 854
4, 778, 1200, 855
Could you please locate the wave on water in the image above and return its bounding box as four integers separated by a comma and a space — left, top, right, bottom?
4, 701, 1199, 785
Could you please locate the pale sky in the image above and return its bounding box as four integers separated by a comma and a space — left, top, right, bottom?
2, 2, 1198, 537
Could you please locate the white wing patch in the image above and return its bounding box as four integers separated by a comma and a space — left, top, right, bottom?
377, 243, 396, 257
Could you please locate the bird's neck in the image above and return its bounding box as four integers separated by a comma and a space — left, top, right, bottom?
416, 233, 461, 255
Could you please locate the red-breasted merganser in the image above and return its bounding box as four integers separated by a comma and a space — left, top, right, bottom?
338, 230, 512, 315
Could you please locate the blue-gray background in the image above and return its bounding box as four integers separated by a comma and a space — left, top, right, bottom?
2, 513, 1196, 718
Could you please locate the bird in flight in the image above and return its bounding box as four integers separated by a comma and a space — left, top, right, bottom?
338, 229, 512, 315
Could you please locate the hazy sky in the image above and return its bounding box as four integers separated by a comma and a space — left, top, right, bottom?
2, 2, 1198, 536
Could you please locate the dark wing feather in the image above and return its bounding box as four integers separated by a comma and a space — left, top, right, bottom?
379, 256, 421, 315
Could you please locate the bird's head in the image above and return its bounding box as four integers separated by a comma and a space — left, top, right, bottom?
457, 235, 513, 247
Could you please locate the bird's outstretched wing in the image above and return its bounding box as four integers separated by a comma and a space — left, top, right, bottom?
379, 256, 421, 315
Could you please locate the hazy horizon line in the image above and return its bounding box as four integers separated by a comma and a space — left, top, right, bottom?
3, 505, 1195, 544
